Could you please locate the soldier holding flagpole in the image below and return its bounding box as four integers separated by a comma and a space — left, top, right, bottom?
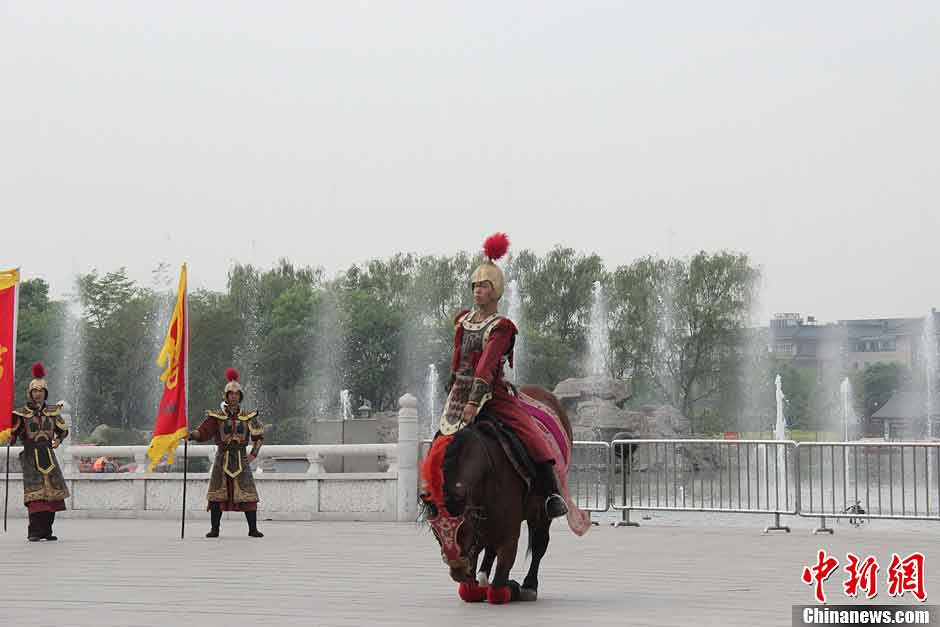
8, 363, 71, 541
187, 368, 265, 538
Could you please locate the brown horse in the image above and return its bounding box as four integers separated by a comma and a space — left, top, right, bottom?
421, 384, 573, 604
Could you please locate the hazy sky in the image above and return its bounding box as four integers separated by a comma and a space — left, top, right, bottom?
2, 2, 938, 323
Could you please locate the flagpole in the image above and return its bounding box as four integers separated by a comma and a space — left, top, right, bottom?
181, 437, 187, 539
180, 263, 189, 540
3, 441, 9, 533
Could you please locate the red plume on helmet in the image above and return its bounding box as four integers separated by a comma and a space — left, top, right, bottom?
225, 367, 240, 382
31, 362, 46, 379
482, 232, 510, 261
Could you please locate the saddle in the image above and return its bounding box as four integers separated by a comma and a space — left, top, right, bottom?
474, 412, 536, 494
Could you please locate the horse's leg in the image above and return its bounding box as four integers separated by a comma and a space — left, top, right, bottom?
520, 518, 550, 601
477, 546, 496, 587
458, 550, 488, 603
486, 530, 521, 604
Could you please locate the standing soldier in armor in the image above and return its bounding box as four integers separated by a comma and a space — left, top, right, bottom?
440, 233, 568, 519
10, 363, 70, 541
187, 368, 265, 537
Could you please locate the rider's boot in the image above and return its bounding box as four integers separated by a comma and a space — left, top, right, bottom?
536, 461, 568, 519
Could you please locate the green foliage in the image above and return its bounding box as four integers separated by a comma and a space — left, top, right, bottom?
511, 246, 605, 385
607, 251, 760, 422
12, 246, 762, 441
851, 361, 911, 420
13, 279, 66, 395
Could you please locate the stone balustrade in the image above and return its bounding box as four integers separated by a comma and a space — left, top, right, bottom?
0, 394, 421, 523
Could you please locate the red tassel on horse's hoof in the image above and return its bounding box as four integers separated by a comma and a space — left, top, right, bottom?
458, 581, 488, 603
486, 585, 513, 605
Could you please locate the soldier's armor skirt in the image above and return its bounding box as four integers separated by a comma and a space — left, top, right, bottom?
20, 443, 69, 510
206, 443, 259, 512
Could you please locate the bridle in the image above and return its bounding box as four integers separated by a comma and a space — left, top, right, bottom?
427, 424, 494, 576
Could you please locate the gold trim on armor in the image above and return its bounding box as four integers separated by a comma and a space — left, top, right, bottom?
482, 315, 507, 344
468, 377, 492, 407
34, 449, 57, 475
210, 410, 259, 422
459, 311, 502, 332
223, 450, 243, 478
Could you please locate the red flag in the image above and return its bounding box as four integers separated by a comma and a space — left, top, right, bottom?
0, 269, 19, 444
146, 264, 188, 470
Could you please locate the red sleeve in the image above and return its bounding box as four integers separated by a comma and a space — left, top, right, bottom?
191, 417, 218, 443
450, 309, 470, 374
468, 318, 517, 405
8, 416, 21, 445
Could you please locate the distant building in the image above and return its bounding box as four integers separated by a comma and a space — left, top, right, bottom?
869, 383, 932, 439
768, 311, 939, 374
767, 310, 940, 438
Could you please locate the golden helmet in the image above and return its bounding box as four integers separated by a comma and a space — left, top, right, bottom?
223, 367, 244, 401
27, 362, 48, 400
470, 233, 510, 301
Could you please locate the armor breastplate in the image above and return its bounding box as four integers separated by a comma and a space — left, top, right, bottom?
20, 408, 59, 474
221, 416, 248, 445
439, 312, 506, 436
24, 412, 55, 443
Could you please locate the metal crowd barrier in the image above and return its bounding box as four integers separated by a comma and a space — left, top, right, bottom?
610, 439, 798, 532
419, 434, 940, 535
797, 442, 940, 534
569, 441, 611, 514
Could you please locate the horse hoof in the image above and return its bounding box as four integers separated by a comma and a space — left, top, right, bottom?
458, 581, 488, 603
519, 588, 538, 602
486, 585, 513, 605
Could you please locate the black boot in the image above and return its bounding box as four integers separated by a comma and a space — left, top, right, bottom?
536, 461, 568, 519
206, 505, 222, 538
44, 512, 57, 541
245, 511, 263, 538
27, 513, 41, 542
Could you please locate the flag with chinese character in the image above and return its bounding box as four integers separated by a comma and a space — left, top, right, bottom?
0, 268, 19, 445
146, 264, 189, 470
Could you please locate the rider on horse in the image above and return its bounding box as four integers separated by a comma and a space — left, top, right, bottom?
439, 233, 568, 520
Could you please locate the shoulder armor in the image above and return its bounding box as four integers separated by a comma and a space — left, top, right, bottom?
483, 315, 515, 346
43, 405, 62, 417
12, 407, 31, 419
237, 410, 259, 422
453, 309, 472, 327
207, 410, 227, 420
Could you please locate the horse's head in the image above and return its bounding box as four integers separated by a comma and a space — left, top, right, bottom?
422, 426, 492, 583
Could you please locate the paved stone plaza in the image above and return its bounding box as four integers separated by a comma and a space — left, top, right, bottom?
0, 517, 937, 626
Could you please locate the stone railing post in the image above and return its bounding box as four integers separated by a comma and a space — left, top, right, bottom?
306, 449, 325, 474
396, 393, 418, 522
134, 448, 149, 474
60, 444, 76, 475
